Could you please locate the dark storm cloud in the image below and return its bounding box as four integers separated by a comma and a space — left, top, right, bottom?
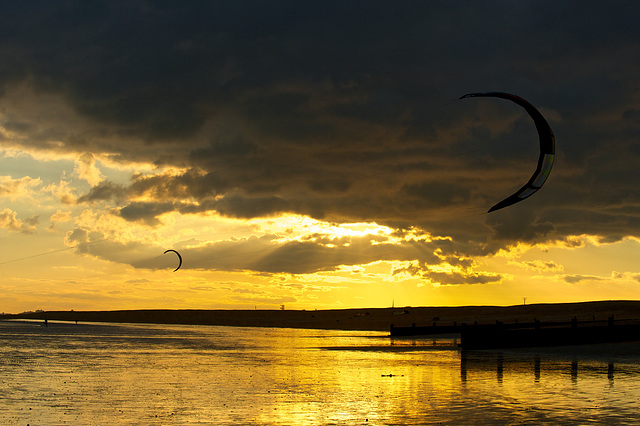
3, 1, 640, 271
118, 201, 175, 226
77, 181, 127, 203
563, 274, 606, 284
391, 262, 501, 286
74, 229, 470, 276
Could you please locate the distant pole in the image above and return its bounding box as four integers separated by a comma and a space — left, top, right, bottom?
392, 298, 395, 309
523, 297, 527, 305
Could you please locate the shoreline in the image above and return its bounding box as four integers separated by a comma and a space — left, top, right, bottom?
3, 300, 640, 332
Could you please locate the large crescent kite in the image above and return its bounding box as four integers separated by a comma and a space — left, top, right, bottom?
163, 249, 182, 272
460, 92, 555, 212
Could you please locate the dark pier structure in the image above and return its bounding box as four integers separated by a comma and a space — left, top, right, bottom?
391, 316, 640, 349
390, 322, 462, 337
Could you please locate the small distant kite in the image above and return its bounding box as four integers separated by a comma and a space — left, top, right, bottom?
459, 92, 555, 213
164, 249, 182, 272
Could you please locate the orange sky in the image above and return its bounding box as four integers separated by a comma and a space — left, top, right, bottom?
2, 2, 640, 313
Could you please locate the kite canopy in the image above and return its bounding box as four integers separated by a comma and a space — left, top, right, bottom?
164, 249, 182, 272
460, 92, 555, 213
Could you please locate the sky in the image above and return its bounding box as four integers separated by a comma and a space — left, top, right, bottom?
1, 1, 640, 313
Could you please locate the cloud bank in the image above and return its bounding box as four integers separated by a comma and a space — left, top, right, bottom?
2, 1, 640, 279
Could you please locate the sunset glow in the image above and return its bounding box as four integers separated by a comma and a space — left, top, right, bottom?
2, 2, 640, 313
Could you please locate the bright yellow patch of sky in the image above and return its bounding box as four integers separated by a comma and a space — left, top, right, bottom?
2, 145, 640, 313
3, 203, 640, 313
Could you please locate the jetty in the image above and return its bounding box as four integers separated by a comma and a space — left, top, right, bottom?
390, 316, 640, 349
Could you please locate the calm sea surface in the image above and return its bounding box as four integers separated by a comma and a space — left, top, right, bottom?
1, 320, 640, 425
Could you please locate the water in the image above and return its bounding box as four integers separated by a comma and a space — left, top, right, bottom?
2, 320, 640, 425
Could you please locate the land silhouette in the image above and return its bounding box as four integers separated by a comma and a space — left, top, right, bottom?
4, 300, 640, 332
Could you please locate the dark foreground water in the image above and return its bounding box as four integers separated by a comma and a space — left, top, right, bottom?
1, 320, 639, 425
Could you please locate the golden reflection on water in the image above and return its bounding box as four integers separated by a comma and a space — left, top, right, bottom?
2, 320, 640, 425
